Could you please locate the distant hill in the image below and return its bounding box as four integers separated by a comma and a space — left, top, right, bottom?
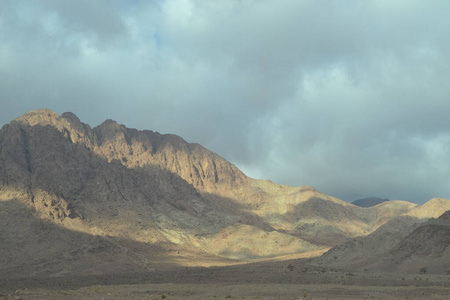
311, 200, 450, 274
352, 197, 389, 207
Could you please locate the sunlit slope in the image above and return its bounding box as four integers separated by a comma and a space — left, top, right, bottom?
0, 109, 425, 276
312, 199, 450, 273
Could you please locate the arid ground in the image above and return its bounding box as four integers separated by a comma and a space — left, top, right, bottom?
2, 257, 450, 300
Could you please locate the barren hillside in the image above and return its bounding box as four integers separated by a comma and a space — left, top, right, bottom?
0, 109, 431, 277
312, 200, 450, 273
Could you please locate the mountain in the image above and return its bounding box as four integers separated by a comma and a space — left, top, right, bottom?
311, 199, 450, 273
0, 109, 431, 277
352, 197, 389, 207
388, 210, 450, 273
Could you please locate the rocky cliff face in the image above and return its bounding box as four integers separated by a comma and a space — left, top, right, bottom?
0, 109, 434, 277
7, 109, 248, 194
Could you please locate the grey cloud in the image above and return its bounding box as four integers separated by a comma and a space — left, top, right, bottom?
1, 0, 450, 203
36, 0, 127, 43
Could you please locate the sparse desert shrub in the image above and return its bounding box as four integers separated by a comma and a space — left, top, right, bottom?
287, 264, 294, 271
420, 268, 427, 275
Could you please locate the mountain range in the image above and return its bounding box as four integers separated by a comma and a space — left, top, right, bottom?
1, 109, 449, 277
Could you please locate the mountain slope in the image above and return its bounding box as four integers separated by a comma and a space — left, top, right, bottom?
311, 200, 450, 273
388, 209, 450, 273
0, 109, 427, 276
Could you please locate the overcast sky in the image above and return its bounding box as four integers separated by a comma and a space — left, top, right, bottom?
1, 0, 450, 203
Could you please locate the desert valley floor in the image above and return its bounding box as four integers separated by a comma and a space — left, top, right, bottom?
2, 255, 450, 300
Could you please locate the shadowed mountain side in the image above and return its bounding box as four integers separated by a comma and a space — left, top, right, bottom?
0, 120, 226, 237
393, 224, 450, 259
310, 202, 450, 273
310, 215, 422, 271
0, 198, 178, 278
0, 117, 321, 263
0, 109, 431, 276
387, 210, 450, 274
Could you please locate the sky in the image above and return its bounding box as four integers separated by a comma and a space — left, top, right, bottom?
1, 0, 450, 204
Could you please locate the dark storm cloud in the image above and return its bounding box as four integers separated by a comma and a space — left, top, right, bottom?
1, 0, 450, 203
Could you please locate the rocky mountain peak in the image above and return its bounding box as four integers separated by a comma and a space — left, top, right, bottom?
98, 119, 122, 128
60, 111, 84, 129
94, 119, 127, 144
13, 108, 60, 127
11, 109, 90, 143
60, 111, 81, 123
